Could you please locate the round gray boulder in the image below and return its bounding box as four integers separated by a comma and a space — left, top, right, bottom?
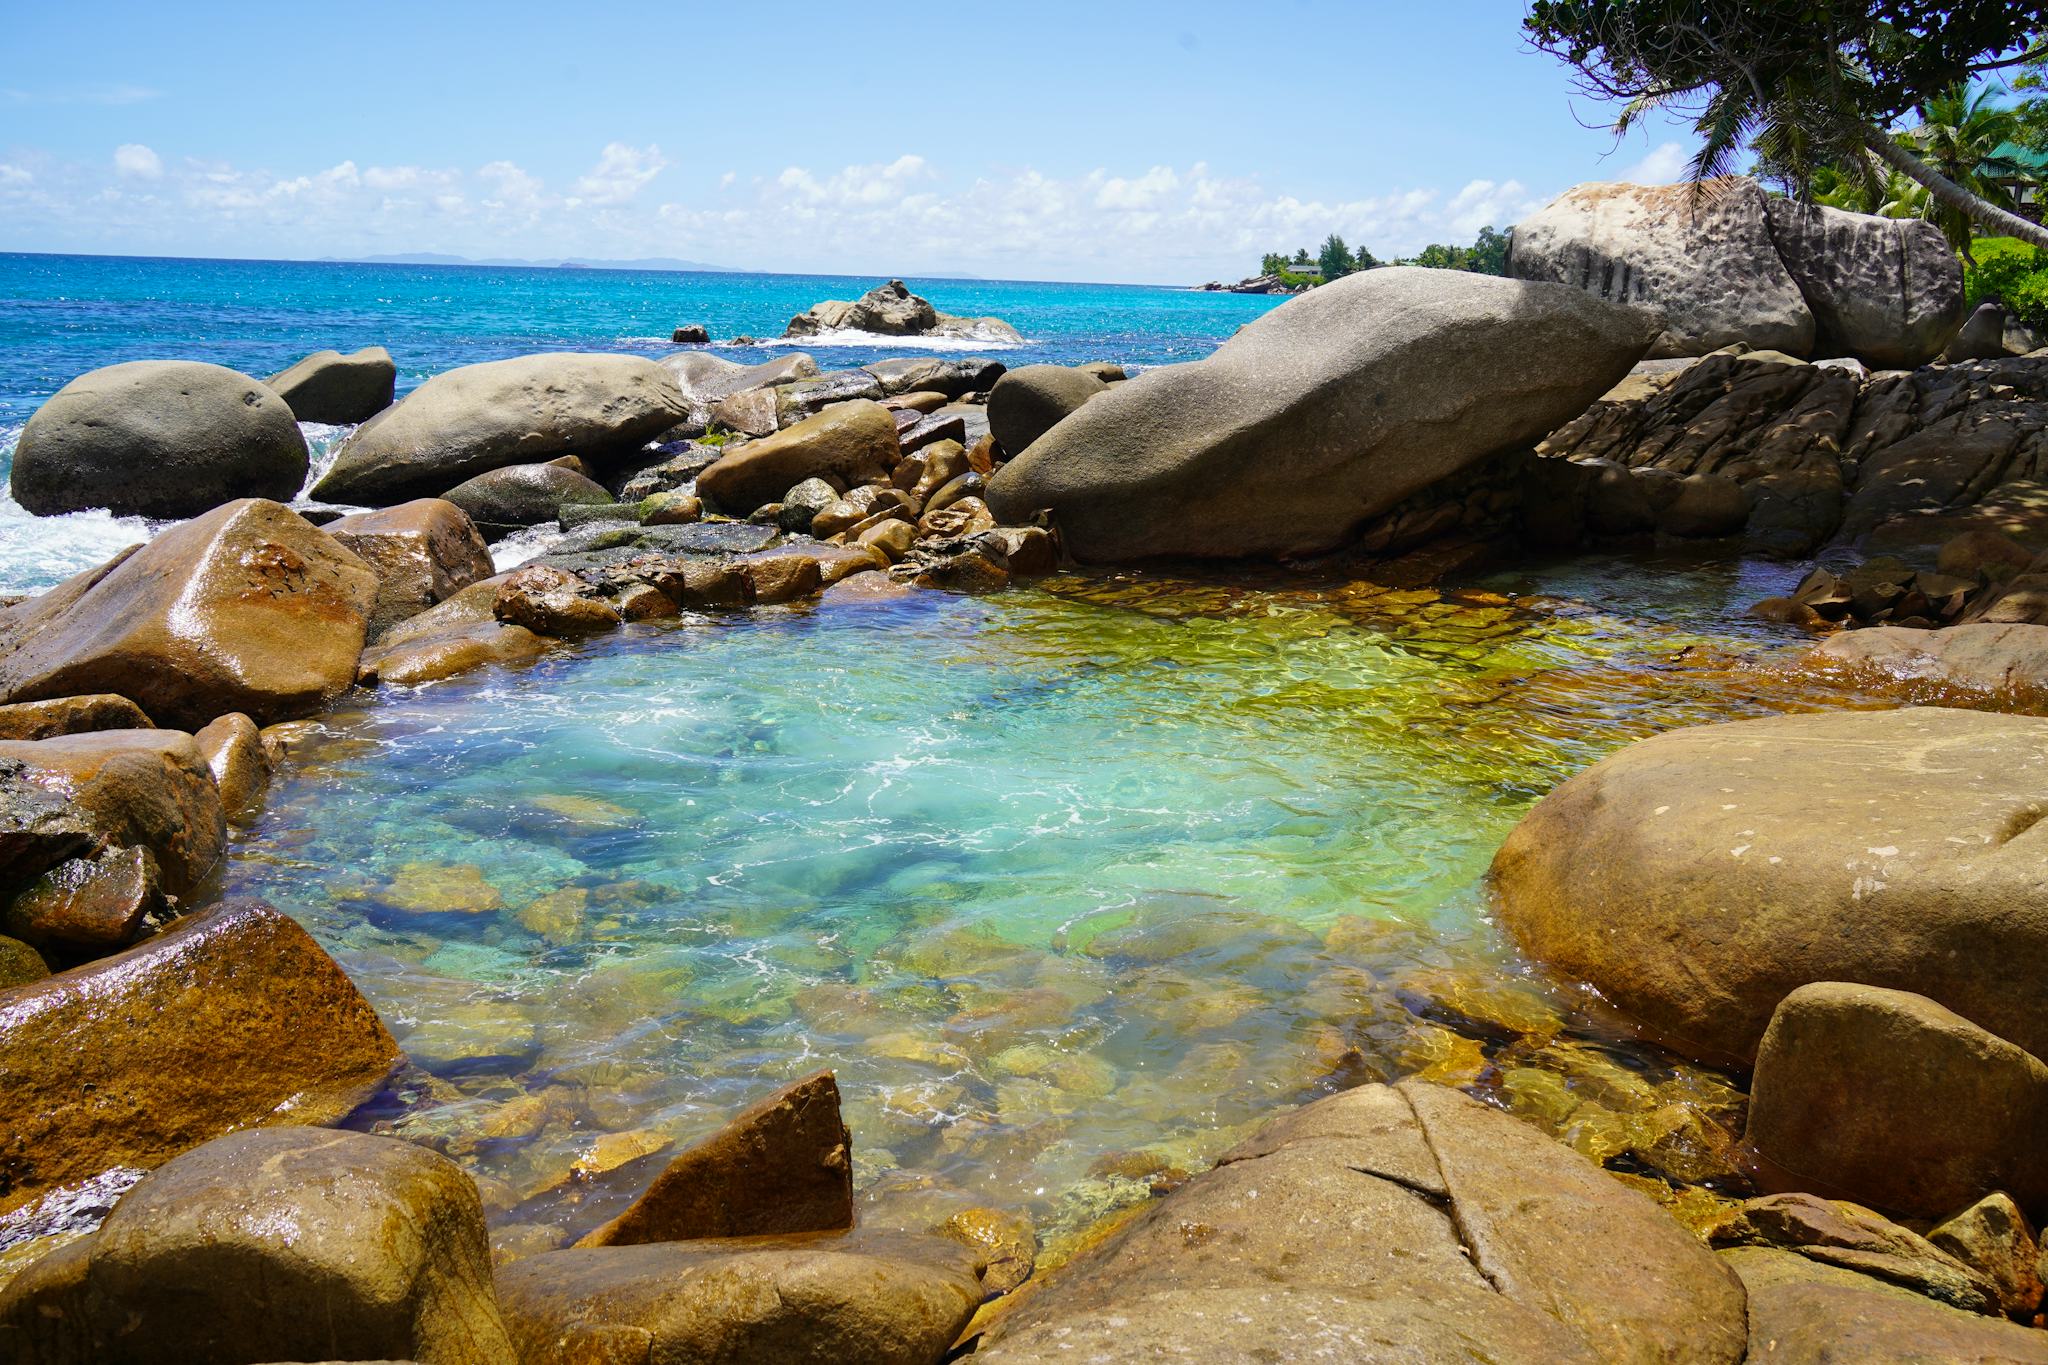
441, 462, 614, 534
266, 346, 397, 424
987, 365, 1108, 457
11, 361, 309, 518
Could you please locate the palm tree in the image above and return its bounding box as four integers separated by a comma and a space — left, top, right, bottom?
1900, 84, 2027, 260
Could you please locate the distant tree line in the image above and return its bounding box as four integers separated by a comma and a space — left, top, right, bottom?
1256, 226, 1510, 285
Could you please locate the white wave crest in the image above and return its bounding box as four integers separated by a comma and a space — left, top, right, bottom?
490, 523, 567, 572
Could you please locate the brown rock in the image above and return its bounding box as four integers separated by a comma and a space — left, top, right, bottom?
639, 490, 702, 525
883, 390, 947, 415
937, 1207, 1036, 1295
1747, 982, 2048, 1220
0, 695, 152, 742
0, 934, 48, 987
918, 496, 995, 540
359, 620, 548, 686
1707, 1192, 1999, 1314
1808, 623, 2048, 702
0, 500, 378, 729
497, 1230, 983, 1365
857, 518, 916, 563
0, 729, 224, 897
613, 582, 676, 621
810, 545, 885, 585
0, 899, 402, 1216
1492, 707, 2048, 1065
1930, 1193, 2045, 1319
3, 844, 160, 957
578, 1071, 851, 1247
990, 526, 1057, 577
325, 498, 495, 642
696, 401, 898, 514
193, 712, 268, 821
493, 566, 620, 638
1941, 529, 2038, 583
973, 1080, 1746, 1362
0, 1127, 514, 1365
1721, 1246, 2048, 1363
741, 552, 825, 606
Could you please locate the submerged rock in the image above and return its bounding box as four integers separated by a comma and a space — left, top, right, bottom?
266, 345, 398, 424
986, 268, 1653, 561
1807, 622, 2048, 703
10, 360, 309, 518
0, 499, 379, 729
973, 1080, 1746, 1362
313, 353, 687, 505
497, 1229, 984, 1365
579, 1070, 852, 1247
1746, 982, 2048, 1219
0, 1127, 514, 1365
0, 899, 400, 1217
1493, 707, 2048, 1065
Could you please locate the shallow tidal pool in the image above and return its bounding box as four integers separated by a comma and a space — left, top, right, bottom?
220, 552, 1885, 1261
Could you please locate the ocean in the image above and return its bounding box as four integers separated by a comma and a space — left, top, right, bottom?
0, 251, 1283, 593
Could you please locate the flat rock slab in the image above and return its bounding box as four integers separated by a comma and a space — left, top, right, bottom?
0, 899, 400, 1216
1723, 1247, 2048, 1363
972, 1080, 1746, 1363
1809, 623, 2048, 705
1492, 706, 2048, 1065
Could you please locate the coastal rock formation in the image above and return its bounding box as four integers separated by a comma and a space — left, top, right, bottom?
496, 1230, 985, 1365
0, 694, 153, 742
10, 360, 309, 518
579, 1070, 852, 1247
1806, 622, 2048, 703
326, 498, 496, 641
1491, 707, 2048, 1065
1721, 1247, 2048, 1362
0, 899, 401, 1217
987, 364, 1109, 456
663, 350, 818, 430
1508, 178, 1815, 358
1537, 351, 2048, 556
1706, 1193, 2002, 1315
695, 400, 898, 513
1764, 199, 1969, 369
313, 353, 688, 504
0, 728, 224, 901
266, 345, 398, 424
1508, 177, 1963, 365
985, 267, 1655, 561
440, 462, 614, 536
0, 1127, 514, 1365
193, 712, 269, 821
972, 1080, 1746, 1361
1745, 982, 2048, 1219
862, 355, 1006, 398
1930, 1193, 2047, 1318
784, 279, 1023, 343
0, 499, 379, 729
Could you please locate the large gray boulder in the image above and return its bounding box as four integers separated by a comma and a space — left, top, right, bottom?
266, 345, 398, 424
312, 353, 687, 505
663, 350, 818, 428
441, 463, 614, 535
984, 267, 1655, 561
1509, 178, 1815, 358
1492, 706, 2048, 1065
1764, 198, 1966, 368
973, 1080, 1746, 1362
11, 361, 309, 518
987, 365, 1108, 457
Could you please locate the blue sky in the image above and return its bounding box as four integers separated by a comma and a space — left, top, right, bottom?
0, 0, 1696, 282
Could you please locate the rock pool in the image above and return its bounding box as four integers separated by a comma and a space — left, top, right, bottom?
219, 551, 1884, 1261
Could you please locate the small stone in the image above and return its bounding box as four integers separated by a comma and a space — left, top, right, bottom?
742, 551, 825, 605
858, 518, 918, 563
639, 491, 702, 526
1929, 1192, 2045, 1319
0, 932, 50, 987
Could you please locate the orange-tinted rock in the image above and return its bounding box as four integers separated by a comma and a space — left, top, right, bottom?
0, 730, 224, 897
696, 401, 898, 514
0, 695, 152, 742
813, 544, 885, 585
3, 845, 159, 957
0, 899, 401, 1216
493, 566, 620, 637
0, 500, 379, 728
577, 1070, 852, 1247
193, 713, 268, 822
740, 552, 824, 605
325, 498, 495, 642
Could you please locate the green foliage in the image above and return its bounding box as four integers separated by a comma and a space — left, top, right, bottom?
1964, 236, 2048, 326
1318, 233, 1355, 281
1353, 243, 1380, 271
1391, 227, 1511, 275
1260, 252, 1289, 276
1907, 82, 2027, 256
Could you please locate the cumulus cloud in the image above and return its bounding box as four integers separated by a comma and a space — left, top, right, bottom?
112, 143, 161, 179
1, 145, 1566, 283
1617, 141, 1690, 185
572, 142, 666, 205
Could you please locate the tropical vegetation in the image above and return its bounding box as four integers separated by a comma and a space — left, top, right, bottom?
1253, 226, 1508, 287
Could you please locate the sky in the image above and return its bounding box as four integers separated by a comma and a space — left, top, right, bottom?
0, 0, 1698, 284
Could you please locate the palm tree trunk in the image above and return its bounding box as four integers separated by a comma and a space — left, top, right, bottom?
1862, 129, 2048, 252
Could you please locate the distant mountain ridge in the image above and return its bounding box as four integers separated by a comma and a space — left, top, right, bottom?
339, 252, 741, 273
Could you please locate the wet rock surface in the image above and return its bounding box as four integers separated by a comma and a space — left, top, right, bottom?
327, 499, 497, 641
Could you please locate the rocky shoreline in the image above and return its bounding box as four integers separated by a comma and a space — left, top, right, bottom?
6, 194, 2048, 1360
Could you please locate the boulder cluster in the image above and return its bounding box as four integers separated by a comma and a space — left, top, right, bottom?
783, 278, 1023, 344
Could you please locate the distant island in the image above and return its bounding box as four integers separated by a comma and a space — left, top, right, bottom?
338, 252, 741, 273
1200, 225, 1510, 294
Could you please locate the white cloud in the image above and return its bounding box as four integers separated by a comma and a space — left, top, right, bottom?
0, 164, 30, 186
480, 160, 547, 209
1096, 165, 1181, 210
1617, 141, 1690, 185
572, 142, 666, 205
112, 144, 161, 179
7, 83, 159, 106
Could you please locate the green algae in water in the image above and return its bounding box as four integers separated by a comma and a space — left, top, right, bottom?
221, 551, 1883, 1259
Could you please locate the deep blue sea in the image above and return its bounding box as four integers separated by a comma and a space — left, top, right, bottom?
0, 251, 1282, 593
